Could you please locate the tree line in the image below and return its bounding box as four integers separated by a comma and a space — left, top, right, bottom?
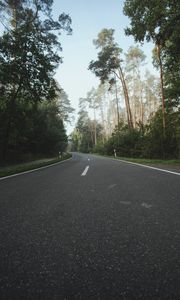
71, 0, 180, 159
0, 0, 74, 164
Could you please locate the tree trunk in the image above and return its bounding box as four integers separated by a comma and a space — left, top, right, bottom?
93, 107, 97, 146
157, 43, 166, 135
114, 77, 120, 130
140, 86, 144, 124
117, 66, 133, 129
99, 104, 106, 144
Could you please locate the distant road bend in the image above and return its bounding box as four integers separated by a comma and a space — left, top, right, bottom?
0, 152, 180, 299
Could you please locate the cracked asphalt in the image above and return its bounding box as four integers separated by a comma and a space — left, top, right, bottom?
0, 152, 180, 299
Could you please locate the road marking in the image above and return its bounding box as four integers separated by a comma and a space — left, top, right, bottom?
0, 158, 72, 181
107, 184, 117, 190
112, 159, 180, 176
141, 203, 152, 209
89, 154, 180, 176
119, 201, 131, 205
81, 165, 89, 176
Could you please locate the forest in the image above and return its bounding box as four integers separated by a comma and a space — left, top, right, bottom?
0, 0, 179, 166
71, 0, 180, 159
0, 0, 74, 164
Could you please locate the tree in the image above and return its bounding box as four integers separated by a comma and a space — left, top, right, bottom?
125, 46, 146, 126
143, 70, 160, 120
55, 85, 74, 124
86, 88, 100, 146
88, 28, 133, 129
123, 0, 180, 132
78, 92, 98, 147
76, 109, 94, 152
73, 97, 104, 153
0, 0, 72, 160
144, 109, 179, 159
28, 101, 68, 157
95, 83, 108, 143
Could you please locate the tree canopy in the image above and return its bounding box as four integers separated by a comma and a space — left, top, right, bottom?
123, 0, 180, 106
89, 28, 133, 129
0, 0, 73, 162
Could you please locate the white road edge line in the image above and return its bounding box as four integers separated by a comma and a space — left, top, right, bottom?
0, 158, 72, 181
81, 165, 89, 176
112, 158, 180, 176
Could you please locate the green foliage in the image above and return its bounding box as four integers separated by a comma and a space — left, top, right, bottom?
95, 109, 180, 159
123, 0, 179, 44
89, 45, 121, 83
55, 85, 74, 123
105, 126, 143, 157
29, 101, 68, 156
89, 29, 122, 83
0, 0, 72, 162
0, 153, 72, 177
71, 108, 103, 153
75, 109, 94, 153
93, 28, 115, 49
0, 99, 68, 163
89, 28, 133, 129
145, 109, 180, 158
124, 0, 180, 105
162, 43, 180, 107
125, 45, 146, 73
92, 142, 107, 155
0, 1, 72, 103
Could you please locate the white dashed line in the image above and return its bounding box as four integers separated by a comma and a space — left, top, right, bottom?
81, 166, 89, 176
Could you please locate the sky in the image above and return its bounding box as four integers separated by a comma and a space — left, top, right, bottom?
0, 1, 157, 134
52, 0, 157, 134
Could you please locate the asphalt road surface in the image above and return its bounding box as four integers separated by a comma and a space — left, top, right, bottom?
0, 152, 180, 300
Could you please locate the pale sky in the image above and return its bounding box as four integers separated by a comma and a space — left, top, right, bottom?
0, 1, 157, 134
52, 0, 157, 133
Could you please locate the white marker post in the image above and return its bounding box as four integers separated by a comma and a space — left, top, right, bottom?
114, 149, 117, 158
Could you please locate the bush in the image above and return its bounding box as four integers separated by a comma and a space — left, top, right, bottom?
93, 109, 180, 159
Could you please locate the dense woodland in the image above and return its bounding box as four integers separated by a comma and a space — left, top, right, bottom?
0, 0, 74, 164
0, 1, 180, 164
71, 0, 180, 159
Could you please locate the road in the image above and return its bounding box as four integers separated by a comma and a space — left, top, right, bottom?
0, 152, 180, 299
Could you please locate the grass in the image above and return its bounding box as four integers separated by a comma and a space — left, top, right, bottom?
0, 153, 72, 178
114, 157, 180, 164
93, 153, 180, 165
